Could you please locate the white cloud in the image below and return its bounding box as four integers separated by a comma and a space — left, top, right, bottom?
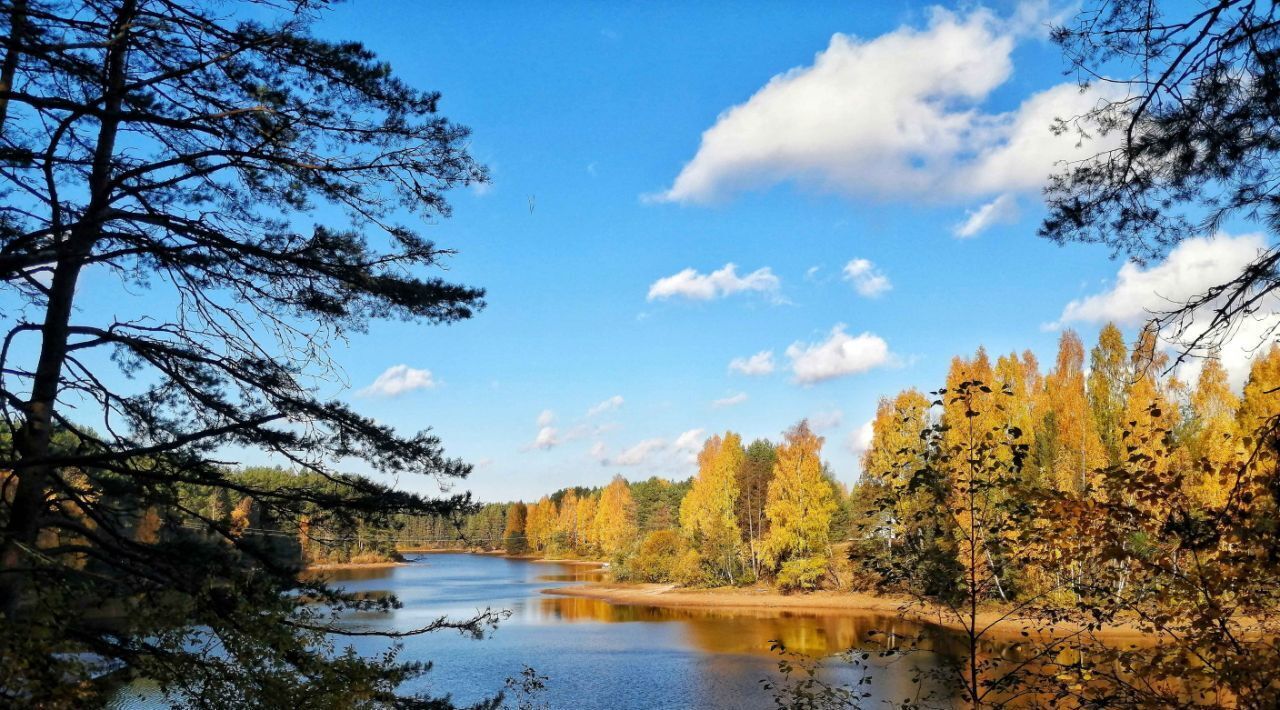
536, 409, 556, 427
674, 428, 706, 451
847, 419, 875, 468
587, 395, 625, 417
842, 259, 892, 297
589, 441, 608, 462
728, 350, 775, 376
712, 392, 749, 408
953, 193, 1019, 238
787, 324, 893, 385
652, 8, 1116, 210
531, 426, 559, 450
809, 409, 844, 431
647, 263, 779, 301
608, 438, 667, 467
1055, 233, 1273, 387
358, 365, 438, 397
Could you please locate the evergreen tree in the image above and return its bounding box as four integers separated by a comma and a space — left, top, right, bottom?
0, 0, 489, 703
737, 439, 776, 579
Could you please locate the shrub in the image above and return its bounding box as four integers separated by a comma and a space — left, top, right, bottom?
673, 549, 710, 587
775, 555, 828, 592
620, 529, 683, 582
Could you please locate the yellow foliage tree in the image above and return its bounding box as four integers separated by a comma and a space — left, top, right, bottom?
1088, 323, 1130, 467
1186, 356, 1241, 507
577, 494, 598, 550
229, 497, 255, 537
526, 496, 557, 552
595, 475, 637, 557
503, 502, 527, 551
679, 432, 743, 584
1237, 344, 1280, 441
860, 389, 933, 552
762, 421, 837, 590
557, 490, 581, 550
1119, 327, 1179, 512
1038, 330, 1107, 494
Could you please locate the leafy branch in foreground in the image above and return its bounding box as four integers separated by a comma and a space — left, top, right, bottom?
0, 0, 492, 705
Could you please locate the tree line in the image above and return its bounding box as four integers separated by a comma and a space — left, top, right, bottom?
422, 319, 1280, 604
413, 421, 854, 592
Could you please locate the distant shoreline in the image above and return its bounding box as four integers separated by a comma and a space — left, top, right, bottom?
303, 560, 405, 572
543, 582, 1155, 642
398, 548, 607, 567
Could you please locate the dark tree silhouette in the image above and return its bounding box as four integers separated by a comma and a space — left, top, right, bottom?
1043, 0, 1280, 358
0, 0, 495, 705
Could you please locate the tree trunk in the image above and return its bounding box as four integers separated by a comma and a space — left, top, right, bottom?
0, 0, 28, 131
0, 0, 136, 620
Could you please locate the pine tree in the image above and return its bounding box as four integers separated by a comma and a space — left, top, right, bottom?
737, 439, 776, 579
0, 0, 488, 702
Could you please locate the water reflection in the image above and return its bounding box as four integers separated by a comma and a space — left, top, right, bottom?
109, 553, 1176, 709
533, 595, 919, 657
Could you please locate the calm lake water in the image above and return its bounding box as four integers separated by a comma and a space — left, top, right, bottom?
111, 553, 965, 709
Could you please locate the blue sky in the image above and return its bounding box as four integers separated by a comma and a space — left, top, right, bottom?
34, 1, 1266, 503
300, 0, 1188, 501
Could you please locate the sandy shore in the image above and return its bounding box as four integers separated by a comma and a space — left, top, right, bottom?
544, 582, 1153, 642
303, 560, 405, 572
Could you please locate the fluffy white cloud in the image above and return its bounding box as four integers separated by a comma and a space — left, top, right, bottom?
728, 350, 775, 376
786, 325, 893, 385
712, 392, 749, 408
953, 193, 1018, 238
647, 263, 779, 301
1055, 233, 1273, 387
847, 419, 875, 467
587, 395, 625, 417
842, 259, 891, 297
674, 428, 706, 451
589, 441, 608, 462
536, 409, 555, 427
531, 426, 559, 450
358, 365, 438, 397
609, 438, 667, 467
653, 8, 1116, 211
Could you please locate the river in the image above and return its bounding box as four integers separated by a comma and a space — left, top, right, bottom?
110, 553, 974, 708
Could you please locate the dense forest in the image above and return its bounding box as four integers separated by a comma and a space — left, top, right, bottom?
410, 320, 1280, 703
422, 321, 1280, 600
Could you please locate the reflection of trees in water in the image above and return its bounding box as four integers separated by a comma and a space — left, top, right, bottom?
315, 567, 396, 583
536, 596, 1200, 705
534, 597, 951, 657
